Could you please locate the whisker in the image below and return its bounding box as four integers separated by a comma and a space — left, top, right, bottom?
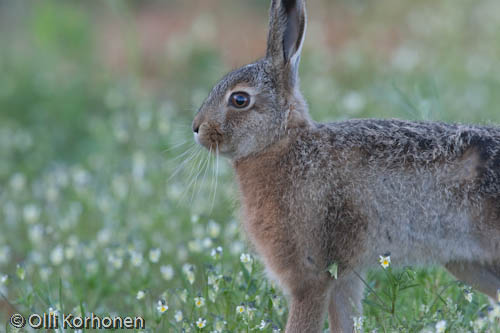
172, 149, 203, 208
183, 148, 204, 192
189, 149, 208, 202
209, 145, 217, 209
163, 140, 191, 153
210, 144, 220, 212
195, 146, 213, 202
168, 146, 201, 182
196, 147, 212, 202
169, 144, 198, 163
182, 147, 210, 201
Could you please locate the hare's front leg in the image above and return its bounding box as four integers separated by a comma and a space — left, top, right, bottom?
446, 261, 500, 300
284, 279, 330, 333
328, 275, 364, 333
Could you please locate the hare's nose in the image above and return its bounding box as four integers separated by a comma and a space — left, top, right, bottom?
192, 114, 204, 133
193, 124, 199, 134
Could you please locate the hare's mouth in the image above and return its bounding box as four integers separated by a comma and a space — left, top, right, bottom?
195, 123, 224, 152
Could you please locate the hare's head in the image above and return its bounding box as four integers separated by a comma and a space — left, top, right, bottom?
192, 0, 312, 160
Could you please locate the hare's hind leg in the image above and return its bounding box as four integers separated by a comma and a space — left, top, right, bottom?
328, 274, 364, 333
445, 261, 500, 300
284, 279, 330, 333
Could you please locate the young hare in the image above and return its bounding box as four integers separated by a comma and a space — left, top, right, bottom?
192, 0, 500, 331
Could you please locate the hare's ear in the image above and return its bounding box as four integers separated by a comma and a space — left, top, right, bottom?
266, 0, 307, 87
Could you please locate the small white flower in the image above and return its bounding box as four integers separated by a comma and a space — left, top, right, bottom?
10, 173, 26, 191
215, 319, 227, 331
236, 305, 245, 314
48, 307, 59, 316
136, 290, 145, 300
240, 253, 252, 264
202, 237, 212, 249
188, 239, 202, 253
210, 246, 223, 259
379, 255, 391, 269
246, 307, 256, 320
160, 265, 174, 281
97, 229, 112, 245
489, 304, 500, 321
208, 290, 216, 303
208, 274, 222, 289
207, 220, 221, 238
196, 317, 206, 329
258, 320, 268, 330
149, 248, 161, 263
194, 296, 205, 308
464, 291, 473, 303
230, 241, 244, 255
353, 316, 364, 332
65, 246, 75, 260
50, 246, 64, 265
183, 264, 195, 284
0, 275, 7, 284
40, 267, 52, 281
179, 289, 188, 303
0, 246, 10, 264
28, 224, 44, 243
157, 300, 168, 314
130, 250, 143, 267
23, 204, 40, 224
435, 320, 446, 333
108, 254, 123, 270
342, 91, 366, 114
174, 310, 183, 322
472, 317, 486, 331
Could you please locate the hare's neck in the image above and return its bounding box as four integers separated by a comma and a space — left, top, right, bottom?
233, 140, 289, 209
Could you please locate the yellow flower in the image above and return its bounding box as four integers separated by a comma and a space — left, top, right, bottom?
194, 296, 205, 308
156, 300, 168, 314
379, 255, 391, 269
196, 318, 206, 329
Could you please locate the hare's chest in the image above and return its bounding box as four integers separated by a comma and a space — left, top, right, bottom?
239, 190, 300, 278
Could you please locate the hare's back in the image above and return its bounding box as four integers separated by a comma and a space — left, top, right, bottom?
323, 119, 500, 194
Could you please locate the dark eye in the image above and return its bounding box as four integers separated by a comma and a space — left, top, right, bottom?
229, 92, 251, 109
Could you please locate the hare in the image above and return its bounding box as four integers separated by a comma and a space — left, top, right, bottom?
191, 0, 500, 331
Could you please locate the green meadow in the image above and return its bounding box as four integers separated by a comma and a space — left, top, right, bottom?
0, 0, 499, 331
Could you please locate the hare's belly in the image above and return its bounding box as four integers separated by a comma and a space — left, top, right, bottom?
360, 181, 484, 266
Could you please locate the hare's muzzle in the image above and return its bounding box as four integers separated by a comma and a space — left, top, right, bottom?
192, 115, 223, 152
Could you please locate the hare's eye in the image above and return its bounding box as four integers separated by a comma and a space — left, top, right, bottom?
229, 92, 250, 109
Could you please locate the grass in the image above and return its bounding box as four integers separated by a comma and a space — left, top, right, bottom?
0, 0, 499, 332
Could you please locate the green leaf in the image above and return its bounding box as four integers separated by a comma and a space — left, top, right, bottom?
327, 262, 338, 279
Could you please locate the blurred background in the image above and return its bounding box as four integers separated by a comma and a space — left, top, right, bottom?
1, 0, 500, 331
